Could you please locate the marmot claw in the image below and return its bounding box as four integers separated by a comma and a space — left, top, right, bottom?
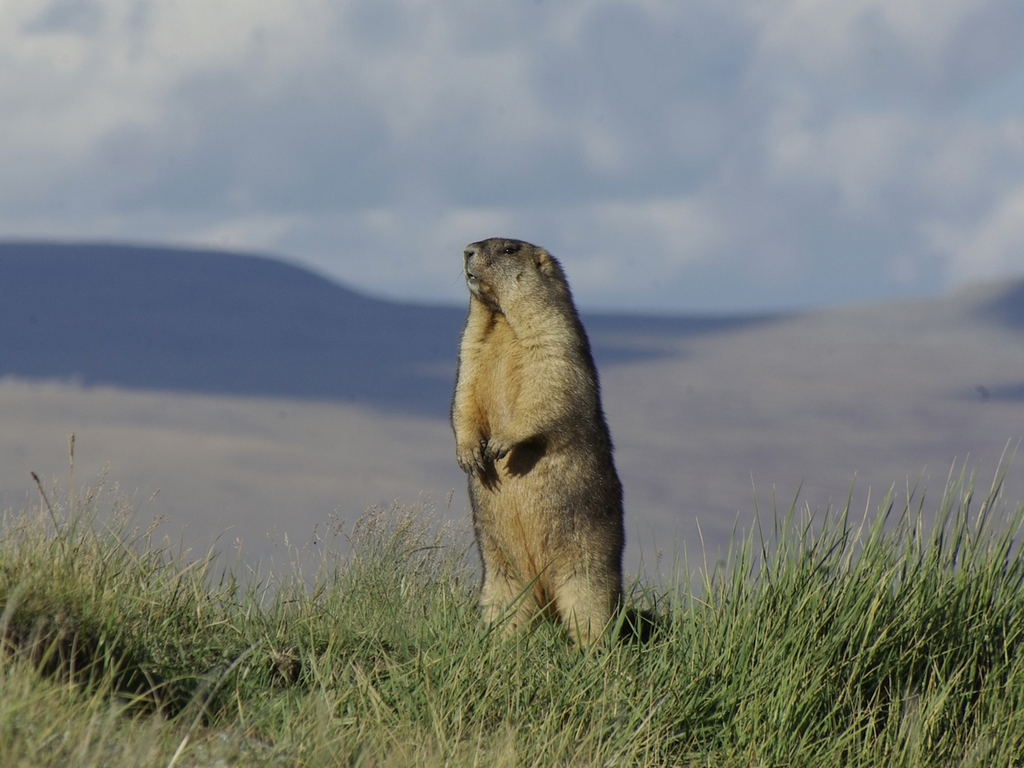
456, 438, 490, 476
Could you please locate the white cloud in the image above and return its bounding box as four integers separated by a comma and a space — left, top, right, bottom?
926, 185, 1024, 283
2, 0, 1024, 311
190, 213, 308, 254
766, 110, 920, 218
587, 198, 725, 267
755, 0, 976, 68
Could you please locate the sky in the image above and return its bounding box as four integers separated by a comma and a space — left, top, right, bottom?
3, 0, 1024, 313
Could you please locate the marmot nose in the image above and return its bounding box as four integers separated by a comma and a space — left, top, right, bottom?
464, 245, 479, 267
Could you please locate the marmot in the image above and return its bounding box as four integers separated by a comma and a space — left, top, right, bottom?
451, 237, 624, 646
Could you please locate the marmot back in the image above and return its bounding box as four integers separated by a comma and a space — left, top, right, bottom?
451, 237, 624, 646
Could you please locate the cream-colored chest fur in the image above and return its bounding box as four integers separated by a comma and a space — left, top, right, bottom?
470, 313, 523, 437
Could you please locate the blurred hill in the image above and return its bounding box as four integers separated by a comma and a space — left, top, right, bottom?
1, 242, 464, 415
0, 241, 767, 417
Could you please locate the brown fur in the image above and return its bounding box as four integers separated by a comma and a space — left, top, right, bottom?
451, 237, 624, 646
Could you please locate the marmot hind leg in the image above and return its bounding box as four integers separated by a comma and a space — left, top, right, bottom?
553, 570, 620, 647
480, 569, 541, 635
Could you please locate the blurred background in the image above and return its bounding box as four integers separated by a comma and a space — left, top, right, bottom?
2, 1, 1023, 576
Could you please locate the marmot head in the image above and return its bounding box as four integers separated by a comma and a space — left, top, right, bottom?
463, 238, 570, 311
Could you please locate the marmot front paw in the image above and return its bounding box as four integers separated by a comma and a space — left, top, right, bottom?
456, 438, 489, 476
483, 437, 512, 463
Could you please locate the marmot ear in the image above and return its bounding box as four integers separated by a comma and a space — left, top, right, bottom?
535, 249, 552, 273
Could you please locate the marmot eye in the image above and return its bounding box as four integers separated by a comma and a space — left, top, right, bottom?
503, 244, 520, 255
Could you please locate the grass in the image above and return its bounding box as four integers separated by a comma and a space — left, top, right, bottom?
1, 463, 1023, 767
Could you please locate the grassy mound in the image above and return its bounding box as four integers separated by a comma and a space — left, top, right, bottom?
0, 466, 1022, 766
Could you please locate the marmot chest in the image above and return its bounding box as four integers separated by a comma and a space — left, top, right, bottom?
476, 328, 527, 421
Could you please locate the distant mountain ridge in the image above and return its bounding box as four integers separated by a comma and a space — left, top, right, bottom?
986, 282, 1024, 328
0, 241, 768, 417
